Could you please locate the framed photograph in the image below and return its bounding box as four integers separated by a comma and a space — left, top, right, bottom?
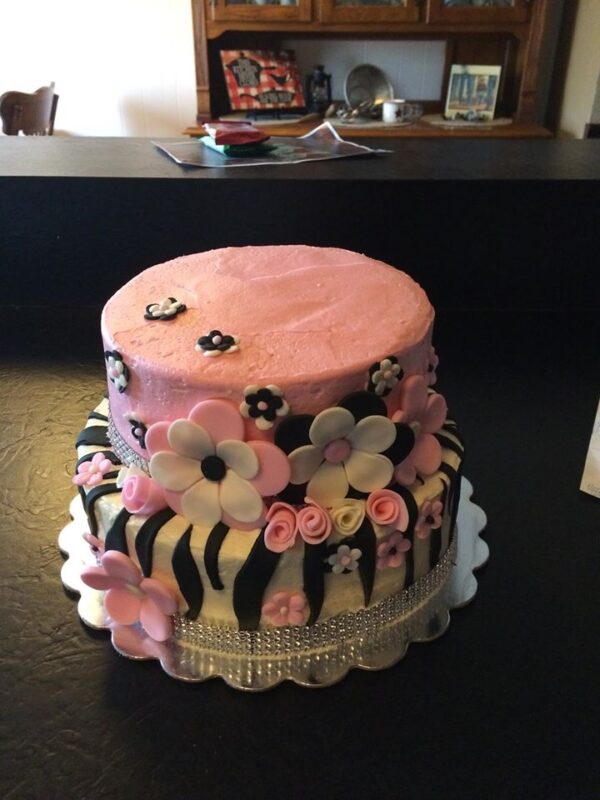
444, 65, 502, 121
220, 50, 305, 112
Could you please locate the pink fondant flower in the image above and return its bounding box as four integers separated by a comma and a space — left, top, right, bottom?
73, 452, 113, 487
415, 499, 444, 540
262, 590, 308, 626
121, 473, 167, 516
376, 531, 411, 570
391, 375, 447, 486
366, 488, 409, 531
297, 498, 332, 545
83, 531, 105, 555
426, 346, 439, 387
264, 502, 298, 553
146, 399, 291, 530
81, 550, 177, 642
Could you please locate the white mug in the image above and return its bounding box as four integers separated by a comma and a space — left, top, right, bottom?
382, 99, 406, 124
382, 99, 423, 124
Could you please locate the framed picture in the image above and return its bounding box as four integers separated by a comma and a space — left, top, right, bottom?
220, 50, 305, 112
444, 65, 502, 121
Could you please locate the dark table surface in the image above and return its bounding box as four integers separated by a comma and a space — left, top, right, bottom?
1, 305, 598, 800
1, 136, 599, 799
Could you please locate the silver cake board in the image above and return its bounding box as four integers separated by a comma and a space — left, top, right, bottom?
58, 478, 488, 690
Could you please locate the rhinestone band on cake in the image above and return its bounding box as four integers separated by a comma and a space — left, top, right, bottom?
173, 537, 456, 656
107, 412, 149, 473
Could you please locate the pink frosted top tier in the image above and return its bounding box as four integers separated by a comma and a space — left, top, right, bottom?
102, 245, 434, 458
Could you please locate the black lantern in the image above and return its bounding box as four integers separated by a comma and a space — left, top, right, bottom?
306, 65, 332, 114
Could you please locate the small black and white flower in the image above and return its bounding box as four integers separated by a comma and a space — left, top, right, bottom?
240, 385, 289, 430
368, 356, 403, 397
144, 297, 186, 321
325, 543, 362, 575
125, 413, 148, 449
105, 350, 129, 393
195, 329, 239, 357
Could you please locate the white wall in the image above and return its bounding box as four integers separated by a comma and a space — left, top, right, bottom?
558, 0, 600, 138
0, 0, 197, 136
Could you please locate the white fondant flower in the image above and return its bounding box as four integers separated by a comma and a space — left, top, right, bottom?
326, 543, 362, 575
104, 350, 129, 393
240, 384, 289, 431
144, 297, 186, 321
288, 406, 396, 508
329, 499, 365, 537
369, 356, 403, 397
145, 400, 290, 529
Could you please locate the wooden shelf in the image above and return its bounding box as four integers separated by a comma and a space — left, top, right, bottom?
183, 120, 552, 139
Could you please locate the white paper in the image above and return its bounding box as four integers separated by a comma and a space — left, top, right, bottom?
580, 397, 600, 498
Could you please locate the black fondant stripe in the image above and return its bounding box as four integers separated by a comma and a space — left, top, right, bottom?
443, 422, 465, 447
84, 482, 121, 538
203, 522, 229, 590
76, 450, 121, 470
87, 411, 108, 422
438, 462, 458, 486
449, 462, 463, 540
104, 507, 132, 554
303, 541, 328, 625
135, 507, 176, 577
354, 517, 377, 607
429, 480, 449, 571
233, 529, 281, 631
391, 484, 419, 588
76, 426, 110, 448
435, 433, 464, 458
172, 525, 203, 620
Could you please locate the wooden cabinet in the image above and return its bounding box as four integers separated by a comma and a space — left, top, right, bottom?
191, 0, 562, 132
207, 0, 311, 24
426, 0, 530, 24
318, 0, 421, 25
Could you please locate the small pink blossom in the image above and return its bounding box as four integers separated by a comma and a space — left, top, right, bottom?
121, 473, 167, 516
72, 452, 114, 487
83, 531, 105, 554
297, 498, 332, 545
415, 499, 444, 540
264, 502, 298, 553
376, 531, 411, 570
81, 550, 177, 642
262, 590, 307, 627
366, 489, 409, 531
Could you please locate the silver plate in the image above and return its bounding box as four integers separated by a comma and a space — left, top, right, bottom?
58, 478, 488, 690
344, 64, 394, 109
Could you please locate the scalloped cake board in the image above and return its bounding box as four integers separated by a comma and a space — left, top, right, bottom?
59, 478, 488, 690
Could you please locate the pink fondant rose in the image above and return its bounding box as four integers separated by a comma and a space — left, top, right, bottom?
297, 498, 332, 545
376, 531, 411, 570
72, 452, 113, 487
146, 399, 291, 530
262, 590, 308, 627
415, 499, 444, 540
81, 550, 177, 642
264, 502, 298, 553
121, 473, 168, 516
391, 375, 447, 486
366, 489, 409, 531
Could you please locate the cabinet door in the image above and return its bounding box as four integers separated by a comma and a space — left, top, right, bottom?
427, 0, 530, 24
207, 0, 312, 23
318, 0, 421, 25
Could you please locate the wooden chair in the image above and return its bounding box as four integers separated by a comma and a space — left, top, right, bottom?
0, 83, 58, 135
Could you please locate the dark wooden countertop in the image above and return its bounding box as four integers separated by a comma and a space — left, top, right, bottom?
1, 136, 599, 181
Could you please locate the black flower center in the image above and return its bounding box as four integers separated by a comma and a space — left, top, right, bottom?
201, 455, 227, 482
425, 514, 435, 525
389, 546, 397, 556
